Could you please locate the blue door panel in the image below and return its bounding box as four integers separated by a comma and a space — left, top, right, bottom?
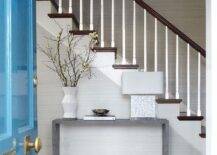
0, 0, 13, 153
0, 0, 37, 154
0, 0, 7, 136
12, 0, 31, 131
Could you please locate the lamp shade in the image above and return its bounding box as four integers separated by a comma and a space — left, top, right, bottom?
122, 72, 164, 95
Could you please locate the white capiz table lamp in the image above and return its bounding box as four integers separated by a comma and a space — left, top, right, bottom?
122, 72, 164, 118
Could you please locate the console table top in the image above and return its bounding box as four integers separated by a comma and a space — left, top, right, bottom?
52, 117, 169, 125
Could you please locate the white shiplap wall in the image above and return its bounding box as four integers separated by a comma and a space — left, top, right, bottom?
37, 24, 205, 155
36, 1, 205, 155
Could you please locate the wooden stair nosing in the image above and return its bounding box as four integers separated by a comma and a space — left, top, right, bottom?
48, 13, 75, 18
48, 13, 79, 28
177, 116, 204, 121
199, 133, 206, 138
112, 64, 139, 69
69, 30, 96, 35
92, 47, 117, 52
156, 98, 182, 104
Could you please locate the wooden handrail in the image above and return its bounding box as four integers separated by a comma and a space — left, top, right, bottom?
135, 0, 206, 57
50, 0, 58, 11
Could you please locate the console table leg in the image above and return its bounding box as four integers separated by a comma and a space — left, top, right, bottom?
162, 121, 169, 155
52, 120, 60, 155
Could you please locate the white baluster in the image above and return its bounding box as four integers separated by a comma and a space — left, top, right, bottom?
187, 44, 191, 116
90, 0, 93, 30
176, 35, 180, 99
154, 18, 158, 71
165, 26, 169, 99
100, 0, 105, 47
69, 0, 73, 13
79, 0, 83, 30
144, 9, 147, 71
58, 0, 63, 14
197, 54, 201, 116
133, 1, 136, 64
122, 0, 126, 64
111, 0, 115, 47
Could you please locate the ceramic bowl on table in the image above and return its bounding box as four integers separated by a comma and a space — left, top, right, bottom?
92, 109, 109, 116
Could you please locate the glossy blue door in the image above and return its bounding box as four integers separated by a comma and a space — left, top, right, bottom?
0, 0, 37, 154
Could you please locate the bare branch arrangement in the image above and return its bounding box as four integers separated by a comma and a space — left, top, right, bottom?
39, 27, 99, 87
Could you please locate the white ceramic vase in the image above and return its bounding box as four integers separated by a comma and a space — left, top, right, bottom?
62, 87, 78, 118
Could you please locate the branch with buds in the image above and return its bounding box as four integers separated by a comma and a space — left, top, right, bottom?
38, 27, 99, 87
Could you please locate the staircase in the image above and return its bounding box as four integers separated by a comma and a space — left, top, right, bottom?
36, 0, 206, 152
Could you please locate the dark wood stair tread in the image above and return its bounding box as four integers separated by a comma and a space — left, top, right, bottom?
92, 47, 117, 52
48, 13, 75, 18
48, 13, 79, 28
69, 30, 96, 35
156, 98, 182, 104
199, 133, 206, 138
177, 115, 204, 121
112, 64, 139, 69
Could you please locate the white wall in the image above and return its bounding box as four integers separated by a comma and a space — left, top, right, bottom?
36, 1, 206, 155
37, 23, 205, 155
60, 125, 162, 155
206, 0, 217, 154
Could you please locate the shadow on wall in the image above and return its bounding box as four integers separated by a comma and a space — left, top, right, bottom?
169, 127, 204, 155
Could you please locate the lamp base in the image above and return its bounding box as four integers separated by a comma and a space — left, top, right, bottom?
130, 95, 158, 118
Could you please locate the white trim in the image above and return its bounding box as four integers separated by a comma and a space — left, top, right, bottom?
143, 9, 147, 71
175, 35, 179, 99
133, 1, 136, 64
58, 0, 62, 14
154, 18, 158, 71
197, 54, 201, 116
165, 26, 169, 99
206, 0, 217, 154
122, 0, 126, 64
111, 0, 115, 47
90, 0, 93, 30
100, 0, 105, 47
187, 44, 191, 116
79, 0, 83, 30
69, 0, 72, 13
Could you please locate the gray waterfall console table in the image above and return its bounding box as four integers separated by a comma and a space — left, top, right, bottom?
52, 118, 169, 155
